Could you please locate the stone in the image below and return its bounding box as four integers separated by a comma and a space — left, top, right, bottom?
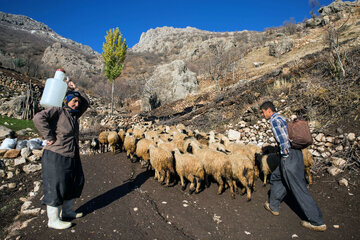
335, 145, 344, 151
7, 171, 14, 179
228, 129, 241, 141
347, 133, 356, 141
338, 178, 348, 187
3, 149, 21, 159
253, 62, 264, 67
0, 169, 5, 178
22, 164, 41, 174
22, 208, 41, 215
327, 166, 343, 176
27, 155, 41, 162
269, 38, 293, 57
14, 157, 26, 166
0, 149, 7, 156
331, 157, 347, 168
0, 125, 12, 140
315, 133, 325, 142
21, 148, 32, 159
8, 182, 17, 189
31, 149, 43, 157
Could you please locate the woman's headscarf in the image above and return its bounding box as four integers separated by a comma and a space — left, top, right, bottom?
63, 91, 81, 114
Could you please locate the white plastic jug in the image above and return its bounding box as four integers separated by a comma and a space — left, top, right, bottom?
40, 69, 68, 108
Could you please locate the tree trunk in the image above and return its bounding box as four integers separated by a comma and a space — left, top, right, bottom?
111, 81, 114, 114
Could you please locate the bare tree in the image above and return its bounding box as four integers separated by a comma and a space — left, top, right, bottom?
309, 0, 320, 18
323, 14, 350, 78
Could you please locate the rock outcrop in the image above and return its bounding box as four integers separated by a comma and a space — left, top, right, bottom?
141, 60, 199, 111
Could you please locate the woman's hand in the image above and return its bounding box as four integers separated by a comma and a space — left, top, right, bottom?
46, 140, 55, 146
67, 79, 77, 90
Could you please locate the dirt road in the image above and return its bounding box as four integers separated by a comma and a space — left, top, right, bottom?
17, 152, 360, 240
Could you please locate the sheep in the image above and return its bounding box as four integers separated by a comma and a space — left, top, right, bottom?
89, 137, 100, 155
108, 131, 120, 154
188, 140, 233, 196
135, 138, 154, 165
148, 144, 175, 187
302, 148, 314, 184
172, 148, 205, 194
255, 146, 314, 186
228, 154, 255, 201
117, 128, 126, 151
98, 131, 109, 153
133, 127, 145, 140
124, 132, 137, 162
223, 139, 261, 177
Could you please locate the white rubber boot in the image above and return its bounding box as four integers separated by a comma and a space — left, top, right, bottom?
47, 205, 72, 229
61, 199, 83, 219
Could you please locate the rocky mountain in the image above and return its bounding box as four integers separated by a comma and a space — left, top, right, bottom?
0, 11, 104, 91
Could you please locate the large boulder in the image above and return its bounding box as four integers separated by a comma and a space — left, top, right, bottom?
269, 38, 293, 58
0, 95, 26, 118
141, 60, 199, 111
0, 125, 13, 140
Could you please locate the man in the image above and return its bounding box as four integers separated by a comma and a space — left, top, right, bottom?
260, 101, 326, 232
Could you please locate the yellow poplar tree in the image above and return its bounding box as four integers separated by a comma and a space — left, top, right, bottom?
102, 27, 127, 113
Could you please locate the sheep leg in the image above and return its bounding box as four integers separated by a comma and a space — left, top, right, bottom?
305, 168, 312, 185
238, 174, 252, 201
214, 174, 224, 195
187, 175, 195, 194
165, 170, 171, 187
179, 175, 186, 190
233, 180, 239, 194
227, 179, 235, 199
263, 173, 268, 186
154, 169, 159, 180
205, 174, 210, 188
159, 169, 166, 184
195, 177, 202, 193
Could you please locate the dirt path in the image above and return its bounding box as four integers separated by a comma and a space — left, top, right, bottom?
17, 152, 360, 240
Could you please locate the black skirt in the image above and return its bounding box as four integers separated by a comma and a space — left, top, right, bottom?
41, 149, 84, 206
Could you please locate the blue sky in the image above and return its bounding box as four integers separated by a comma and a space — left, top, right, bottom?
1, 0, 336, 53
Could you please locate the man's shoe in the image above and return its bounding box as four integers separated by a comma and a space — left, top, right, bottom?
264, 201, 279, 216
301, 221, 327, 231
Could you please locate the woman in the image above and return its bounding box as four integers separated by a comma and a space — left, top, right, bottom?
33, 79, 89, 229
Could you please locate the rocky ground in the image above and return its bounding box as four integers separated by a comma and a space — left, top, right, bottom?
1, 151, 359, 240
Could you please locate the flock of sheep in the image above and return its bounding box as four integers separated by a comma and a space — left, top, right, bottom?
91, 122, 314, 201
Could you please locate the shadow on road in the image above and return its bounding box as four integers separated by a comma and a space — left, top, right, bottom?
76, 170, 152, 215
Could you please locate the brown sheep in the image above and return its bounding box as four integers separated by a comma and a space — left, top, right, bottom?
228, 154, 255, 201
188, 141, 234, 196
136, 138, 154, 165
172, 148, 205, 194
148, 144, 175, 187
108, 131, 120, 154
98, 131, 109, 153
117, 129, 126, 151
124, 132, 136, 162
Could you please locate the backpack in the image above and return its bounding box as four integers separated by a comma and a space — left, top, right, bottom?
287, 119, 313, 149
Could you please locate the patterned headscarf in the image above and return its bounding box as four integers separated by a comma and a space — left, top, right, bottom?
63, 91, 81, 114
